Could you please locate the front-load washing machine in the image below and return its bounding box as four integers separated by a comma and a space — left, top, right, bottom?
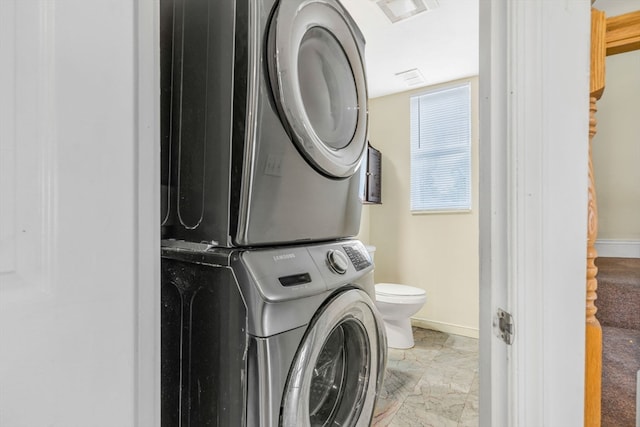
160, 0, 369, 247
161, 239, 386, 426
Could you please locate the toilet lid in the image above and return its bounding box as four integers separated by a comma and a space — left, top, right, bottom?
375, 283, 426, 297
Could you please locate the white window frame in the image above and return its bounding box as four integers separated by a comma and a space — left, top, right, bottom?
410, 82, 472, 213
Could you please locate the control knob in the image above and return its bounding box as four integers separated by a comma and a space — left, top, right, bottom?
326, 250, 349, 275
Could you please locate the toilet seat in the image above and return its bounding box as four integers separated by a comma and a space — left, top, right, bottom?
375, 283, 426, 304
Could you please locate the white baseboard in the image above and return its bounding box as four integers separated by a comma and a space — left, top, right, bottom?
595, 239, 640, 258
411, 317, 479, 339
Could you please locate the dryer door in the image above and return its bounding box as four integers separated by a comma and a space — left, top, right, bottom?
281, 289, 386, 426
268, 0, 368, 179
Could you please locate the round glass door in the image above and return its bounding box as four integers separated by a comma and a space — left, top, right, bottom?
280, 290, 386, 427
298, 27, 358, 150
268, 0, 368, 178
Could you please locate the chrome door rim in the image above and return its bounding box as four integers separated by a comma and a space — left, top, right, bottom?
280, 289, 386, 427
269, 0, 368, 178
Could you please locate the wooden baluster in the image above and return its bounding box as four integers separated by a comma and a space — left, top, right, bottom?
585, 8, 605, 427
585, 95, 602, 427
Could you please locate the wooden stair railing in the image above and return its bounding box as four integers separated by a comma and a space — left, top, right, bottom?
586, 8, 640, 427
586, 9, 605, 427
605, 10, 640, 56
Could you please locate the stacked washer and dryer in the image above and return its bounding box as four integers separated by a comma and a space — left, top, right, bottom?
160, 0, 387, 426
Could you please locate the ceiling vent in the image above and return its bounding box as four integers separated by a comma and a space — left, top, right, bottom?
375, 0, 439, 23
395, 68, 426, 87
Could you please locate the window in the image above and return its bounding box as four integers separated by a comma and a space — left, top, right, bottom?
410, 83, 471, 212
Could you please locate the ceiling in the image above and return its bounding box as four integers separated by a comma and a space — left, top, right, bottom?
340, 0, 479, 98
340, 0, 636, 99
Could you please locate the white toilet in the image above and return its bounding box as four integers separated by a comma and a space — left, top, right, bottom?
365, 246, 427, 349
375, 283, 427, 349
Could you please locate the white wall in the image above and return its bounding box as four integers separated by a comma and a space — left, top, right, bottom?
361, 77, 479, 338
592, 49, 640, 243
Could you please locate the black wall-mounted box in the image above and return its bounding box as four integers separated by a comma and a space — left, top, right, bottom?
362, 142, 381, 204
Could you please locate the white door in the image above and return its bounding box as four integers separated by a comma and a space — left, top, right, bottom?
0, 1, 159, 426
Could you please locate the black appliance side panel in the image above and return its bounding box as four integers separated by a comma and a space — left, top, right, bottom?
160, 0, 179, 235
227, 0, 249, 245
161, 0, 236, 244
161, 257, 248, 427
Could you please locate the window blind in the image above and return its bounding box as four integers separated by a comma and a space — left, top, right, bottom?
410, 83, 471, 212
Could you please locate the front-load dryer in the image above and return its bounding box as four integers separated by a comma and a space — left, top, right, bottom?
161, 239, 386, 426
160, 0, 369, 247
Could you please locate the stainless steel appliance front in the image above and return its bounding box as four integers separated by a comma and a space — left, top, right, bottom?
160, 0, 369, 247
160, 240, 386, 426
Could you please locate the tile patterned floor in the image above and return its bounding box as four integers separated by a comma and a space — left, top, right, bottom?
373, 327, 479, 427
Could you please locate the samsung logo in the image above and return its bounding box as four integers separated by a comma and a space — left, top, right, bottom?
273, 253, 296, 262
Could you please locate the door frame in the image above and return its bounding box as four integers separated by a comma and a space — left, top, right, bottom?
479, 0, 591, 425
135, 0, 161, 425
135, 0, 593, 424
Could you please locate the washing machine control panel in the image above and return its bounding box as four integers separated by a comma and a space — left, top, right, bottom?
342, 245, 372, 271
240, 241, 374, 305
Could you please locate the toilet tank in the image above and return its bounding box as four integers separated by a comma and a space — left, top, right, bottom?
365, 245, 376, 262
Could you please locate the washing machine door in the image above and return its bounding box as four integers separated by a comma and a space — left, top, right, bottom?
281, 289, 386, 426
268, 0, 368, 179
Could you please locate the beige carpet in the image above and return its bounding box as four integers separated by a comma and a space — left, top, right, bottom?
596, 257, 640, 427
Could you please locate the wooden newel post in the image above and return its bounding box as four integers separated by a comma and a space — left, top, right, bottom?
585, 8, 605, 427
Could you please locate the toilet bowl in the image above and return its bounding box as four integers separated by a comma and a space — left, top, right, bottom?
374, 283, 427, 349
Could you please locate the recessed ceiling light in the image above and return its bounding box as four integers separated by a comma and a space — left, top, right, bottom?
395, 68, 426, 86
375, 0, 439, 23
